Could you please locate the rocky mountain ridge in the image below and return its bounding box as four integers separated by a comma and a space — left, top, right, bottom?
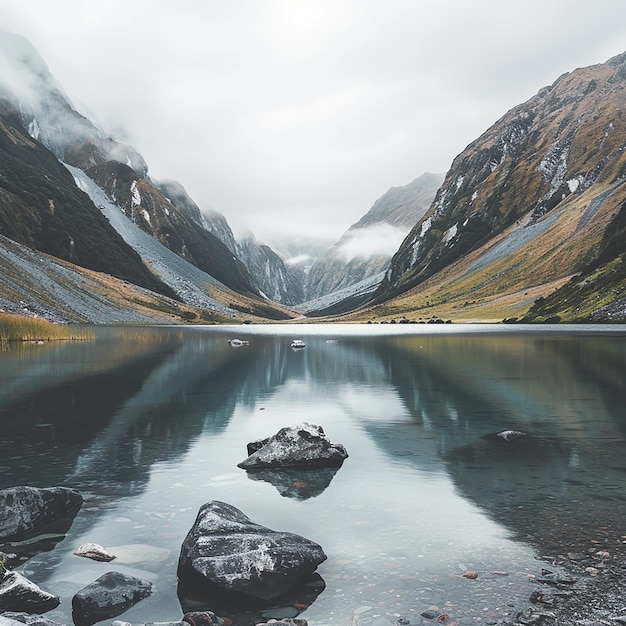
361, 51, 626, 322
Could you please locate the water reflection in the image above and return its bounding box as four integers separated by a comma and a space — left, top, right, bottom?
178, 572, 326, 626
244, 467, 340, 499
1, 325, 626, 625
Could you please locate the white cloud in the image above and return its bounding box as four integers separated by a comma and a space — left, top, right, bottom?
2, 0, 626, 243
336, 224, 409, 260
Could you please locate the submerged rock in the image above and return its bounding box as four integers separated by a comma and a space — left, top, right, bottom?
72, 571, 153, 626
238, 423, 348, 470
245, 467, 340, 500
177, 500, 327, 601
0, 486, 83, 541
0, 571, 60, 613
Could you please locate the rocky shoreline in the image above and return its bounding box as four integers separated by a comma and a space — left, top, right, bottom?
524, 551, 626, 626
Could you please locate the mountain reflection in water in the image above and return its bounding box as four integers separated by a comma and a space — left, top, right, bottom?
1, 324, 625, 626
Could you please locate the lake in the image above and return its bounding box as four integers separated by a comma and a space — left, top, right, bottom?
1, 323, 625, 626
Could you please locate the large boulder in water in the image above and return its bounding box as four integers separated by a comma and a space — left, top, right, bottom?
0, 486, 83, 541
71, 571, 153, 626
237, 423, 348, 470
0, 571, 60, 613
177, 500, 327, 601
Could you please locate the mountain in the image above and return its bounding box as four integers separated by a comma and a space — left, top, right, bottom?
153, 181, 306, 305
0, 97, 175, 299
363, 51, 626, 323
0, 29, 295, 321
304, 172, 443, 304
236, 235, 305, 305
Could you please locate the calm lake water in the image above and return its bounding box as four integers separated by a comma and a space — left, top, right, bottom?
1, 324, 625, 626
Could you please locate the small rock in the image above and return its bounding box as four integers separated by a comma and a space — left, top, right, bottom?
73, 543, 116, 562
462, 570, 478, 579
420, 610, 440, 620
496, 430, 527, 441
0, 571, 60, 613
72, 571, 153, 626
183, 611, 224, 626
254, 621, 308, 626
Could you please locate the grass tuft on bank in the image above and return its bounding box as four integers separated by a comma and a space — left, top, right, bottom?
0, 312, 93, 343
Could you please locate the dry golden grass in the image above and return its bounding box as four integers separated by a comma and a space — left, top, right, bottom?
0, 312, 93, 343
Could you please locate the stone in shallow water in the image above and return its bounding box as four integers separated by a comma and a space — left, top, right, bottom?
177, 500, 327, 601
0, 486, 83, 541
73, 543, 116, 562
0, 571, 60, 613
72, 571, 153, 626
238, 423, 348, 470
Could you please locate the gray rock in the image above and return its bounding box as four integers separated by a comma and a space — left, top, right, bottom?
496, 430, 527, 441
72, 571, 153, 626
255, 620, 308, 626
238, 423, 348, 470
0, 486, 83, 541
182, 611, 224, 626
177, 500, 327, 600
73, 543, 116, 562
0, 612, 64, 626
0, 571, 60, 613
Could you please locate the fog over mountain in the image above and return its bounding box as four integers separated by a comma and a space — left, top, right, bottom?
3, 24, 626, 323
2, 1, 626, 243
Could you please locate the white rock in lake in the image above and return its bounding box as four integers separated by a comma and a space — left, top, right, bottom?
74, 543, 116, 562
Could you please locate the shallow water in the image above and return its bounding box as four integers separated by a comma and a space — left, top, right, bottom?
1, 324, 625, 625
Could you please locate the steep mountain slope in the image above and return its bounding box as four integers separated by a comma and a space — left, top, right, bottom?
0, 30, 263, 300
85, 161, 258, 296
236, 235, 305, 305
0, 29, 303, 321
366, 51, 626, 322
0, 99, 176, 299
0, 234, 218, 324
154, 180, 305, 305
305, 172, 443, 302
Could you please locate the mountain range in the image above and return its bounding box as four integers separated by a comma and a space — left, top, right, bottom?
2, 29, 626, 324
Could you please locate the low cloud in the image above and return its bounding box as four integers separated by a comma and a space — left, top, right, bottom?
335, 224, 409, 261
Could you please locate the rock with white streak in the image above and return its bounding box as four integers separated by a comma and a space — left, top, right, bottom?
73, 543, 116, 562
177, 500, 326, 601
238, 423, 348, 470
0, 486, 83, 541
72, 571, 153, 626
0, 571, 60, 613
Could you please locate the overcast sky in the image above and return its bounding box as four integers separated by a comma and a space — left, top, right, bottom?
2, 1, 626, 243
